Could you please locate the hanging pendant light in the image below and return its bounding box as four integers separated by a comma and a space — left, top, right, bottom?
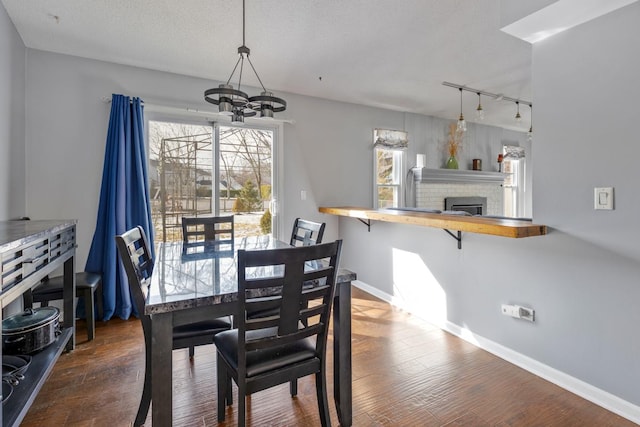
475, 92, 484, 121
204, 0, 286, 122
515, 101, 522, 123
527, 104, 533, 141
457, 88, 466, 132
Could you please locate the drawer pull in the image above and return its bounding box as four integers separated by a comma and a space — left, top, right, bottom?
24, 254, 47, 265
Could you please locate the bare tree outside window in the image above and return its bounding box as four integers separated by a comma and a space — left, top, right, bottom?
148, 121, 273, 242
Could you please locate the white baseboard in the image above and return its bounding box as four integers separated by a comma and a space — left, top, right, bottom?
351, 280, 640, 424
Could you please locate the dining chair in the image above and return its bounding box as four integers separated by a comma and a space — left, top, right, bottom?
290, 218, 325, 247
23, 272, 103, 341
182, 214, 234, 246
214, 239, 342, 427
115, 226, 232, 427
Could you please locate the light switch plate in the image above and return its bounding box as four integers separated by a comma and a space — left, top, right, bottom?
594, 187, 614, 210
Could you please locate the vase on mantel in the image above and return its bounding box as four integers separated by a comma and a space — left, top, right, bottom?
445, 155, 459, 169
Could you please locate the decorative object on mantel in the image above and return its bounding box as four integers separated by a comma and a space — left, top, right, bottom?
445, 122, 463, 169
497, 153, 504, 172
204, 0, 286, 124
373, 128, 409, 149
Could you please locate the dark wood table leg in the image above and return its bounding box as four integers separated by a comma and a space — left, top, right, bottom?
151, 312, 173, 426
63, 254, 76, 351
333, 280, 352, 426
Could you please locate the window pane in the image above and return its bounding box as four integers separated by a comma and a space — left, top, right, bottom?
376, 149, 395, 185
377, 186, 397, 208
218, 126, 273, 237
148, 121, 213, 242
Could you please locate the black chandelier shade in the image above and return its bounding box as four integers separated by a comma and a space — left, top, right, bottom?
203, 0, 287, 122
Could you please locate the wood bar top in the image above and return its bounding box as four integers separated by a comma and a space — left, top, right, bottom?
319, 206, 547, 238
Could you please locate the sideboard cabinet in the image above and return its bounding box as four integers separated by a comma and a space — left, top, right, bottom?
0, 220, 76, 426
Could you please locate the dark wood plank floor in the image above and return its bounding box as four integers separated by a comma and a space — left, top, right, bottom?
19, 287, 634, 426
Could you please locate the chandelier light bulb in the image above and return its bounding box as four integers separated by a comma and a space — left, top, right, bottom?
515, 101, 522, 123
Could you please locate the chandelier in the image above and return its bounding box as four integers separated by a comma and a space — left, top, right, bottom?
204, 0, 286, 123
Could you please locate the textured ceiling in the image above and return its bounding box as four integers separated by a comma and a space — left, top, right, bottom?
2, 0, 536, 130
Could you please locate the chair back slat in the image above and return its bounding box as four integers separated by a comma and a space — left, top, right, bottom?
115, 226, 154, 321
182, 215, 234, 245
237, 240, 342, 360
245, 325, 323, 352
289, 218, 325, 247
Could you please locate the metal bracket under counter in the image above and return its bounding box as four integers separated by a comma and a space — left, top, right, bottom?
443, 229, 463, 249
356, 218, 371, 232
353, 215, 464, 249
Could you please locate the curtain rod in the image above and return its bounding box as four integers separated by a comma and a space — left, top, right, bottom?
100, 96, 295, 124
442, 82, 532, 107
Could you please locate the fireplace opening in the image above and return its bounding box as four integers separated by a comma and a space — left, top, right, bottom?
444, 196, 487, 215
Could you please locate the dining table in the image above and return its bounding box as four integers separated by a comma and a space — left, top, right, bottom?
146, 235, 356, 426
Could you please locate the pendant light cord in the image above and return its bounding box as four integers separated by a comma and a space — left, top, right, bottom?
242, 0, 246, 46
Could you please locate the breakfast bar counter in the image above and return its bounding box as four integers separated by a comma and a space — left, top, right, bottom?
319, 206, 547, 242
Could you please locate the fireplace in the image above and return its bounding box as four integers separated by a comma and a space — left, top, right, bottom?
444, 196, 487, 215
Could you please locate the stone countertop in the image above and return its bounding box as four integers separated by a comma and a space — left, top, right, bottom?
0, 220, 77, 253
146, 236, 356, 315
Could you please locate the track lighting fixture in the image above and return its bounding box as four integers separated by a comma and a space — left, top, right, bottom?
442, 82, 532, 131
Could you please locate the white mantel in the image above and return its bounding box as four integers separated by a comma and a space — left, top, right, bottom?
411, 167, 506, 184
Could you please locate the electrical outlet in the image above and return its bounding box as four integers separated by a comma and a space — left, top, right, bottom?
501, 304, 535, 322
518, 306, 535, 322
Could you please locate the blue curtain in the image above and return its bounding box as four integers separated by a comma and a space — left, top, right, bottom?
85, 94, 154, 320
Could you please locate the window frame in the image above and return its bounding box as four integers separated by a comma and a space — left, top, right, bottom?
144, 110, 283, 240
373, 146, 405, 209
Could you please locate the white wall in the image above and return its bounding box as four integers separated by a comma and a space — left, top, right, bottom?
338, 2, 640, 421
0, 3, 25, 220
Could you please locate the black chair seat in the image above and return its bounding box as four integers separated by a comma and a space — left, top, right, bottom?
215, 328, 316, 377
25, 271, 103, 341
173, 318, 232, 339
32, 272, 101, 298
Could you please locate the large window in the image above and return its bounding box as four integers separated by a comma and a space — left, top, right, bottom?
147, 120, 277, 242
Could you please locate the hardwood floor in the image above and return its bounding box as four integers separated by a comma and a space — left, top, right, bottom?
20, 287, 634, 426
